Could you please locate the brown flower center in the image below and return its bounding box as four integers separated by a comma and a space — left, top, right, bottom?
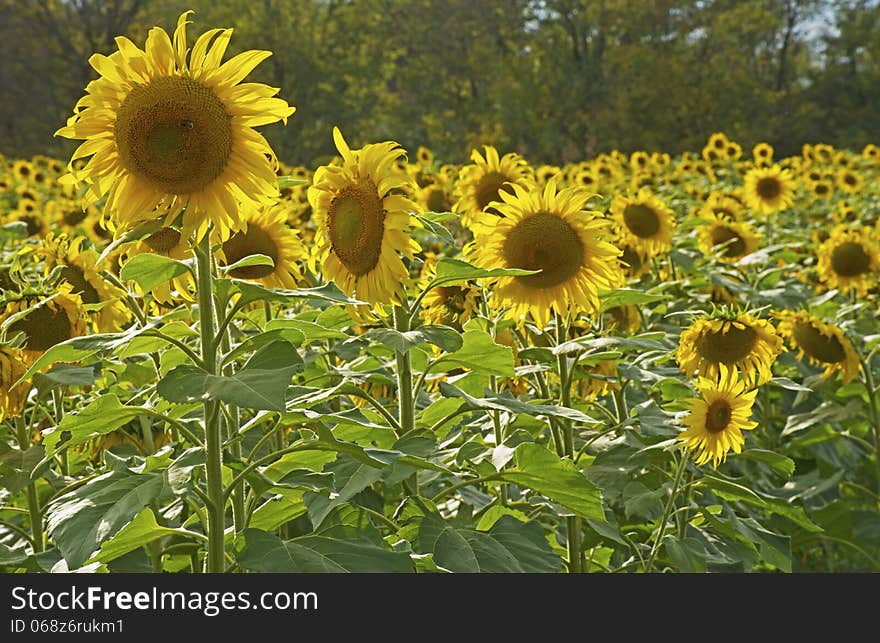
222, 224, 280, 279
709, 225, 746, 258
792, 321, 846, 363
474, 171, 514, 213
115, 76, 233, 195
503, 212, 584, 289
144, 227, 183, 255
623, 203, 661, 238
328, 183, 385, 277
705, 399, 732, 434
830, 241, 870, 277
9, 303, 73, 352
697, 324, 757, 365
756, 177, 781, 200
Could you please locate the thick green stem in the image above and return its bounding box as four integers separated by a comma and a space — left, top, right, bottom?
393, 304, 417, 495
15, 415, 42, 552
646, 451, 688, 573
554, 311, 582, 573
196, 234, 224, 573
860, 356, 880, 504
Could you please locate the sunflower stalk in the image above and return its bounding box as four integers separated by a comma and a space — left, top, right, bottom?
554, 311, 583, 573
645, 450, 688, 573
393, 302, 418, 496
14, 414, 43, 553
195, 233, 225, 573
859, 355, 880, 504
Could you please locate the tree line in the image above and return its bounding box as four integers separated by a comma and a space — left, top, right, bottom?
2, 0, 878, 166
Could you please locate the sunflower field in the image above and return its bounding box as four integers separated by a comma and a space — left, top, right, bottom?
1, 11, 879, 576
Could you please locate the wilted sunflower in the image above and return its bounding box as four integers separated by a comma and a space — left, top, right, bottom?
775, 310, 860, 383
121, 226, 194, 303
742, 165, 795, 215
55, 10, 296, 242
469, 180, 622, 328
677, 310, 782, 387
816, 226, 880, 297
610, 188, 676, 256
453, 145, 534, 229
697, 213, 760, 262
219, 203, 305, 290
1, 286, 88, 360
604, 304, 641, 334
0, 346, 29, 421
35, 234, 130, 332
677, 365, 758, 467
308, 127, 421, 305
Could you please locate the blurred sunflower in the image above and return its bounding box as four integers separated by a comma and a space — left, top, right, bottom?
610, 188, 676, 256
775, 310, 860, 383
699, 193, 744, 222
677, 365, 758, 467
676, 310, 782, 387
469, 181, 621, 328
55, 10, 296, 242
419, 284, 480, 330
219, 203, 305, 290
36, 234, 130, 332
453, 146, 533, 229
742, 165, 795, 215
575, 359, 619, 401
618, 244, 651, 279
835, 168, 863, 194
816, 226, 879, 297
416, 146, 434, 167
752, 142, 773, 166
12, 201, 48, 237
604, 304, 641, 334
0, 346, 29, 421
810, 179, 834, 200
308, 127, 421, 305
1, 286, 88, 360
417, 175, 453, 214
697, 213, 760, 261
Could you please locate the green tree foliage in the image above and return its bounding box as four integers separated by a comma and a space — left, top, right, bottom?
1, 0, 878, 164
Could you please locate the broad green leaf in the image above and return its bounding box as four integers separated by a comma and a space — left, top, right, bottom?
47, 470, 169, 569
738, 449, 796, 479
0, 443, 44, 493
366, 325, 463, 354
41, 394, 150, 456
415, 213, 456, 245
32, 363, 98, 389
433, 330, 514, 377
90, 508, 185, 564
277, 176, 309, 188
226, 279, 365, 307
236, 528, 412, 573
500, 443, 605, 522
266, 318, 348, 343
416, 514, 560, 573
220, 253, 274, 273
120, 253, 191, 292
438, 382, 599, 425
303, 455, 385, 528
249, 489, 307, 531
434, 258, 538, 281
599, 288, 667, 310
158, 340, 302, 411
222, 328, 306, 365
663, 536, 708, 573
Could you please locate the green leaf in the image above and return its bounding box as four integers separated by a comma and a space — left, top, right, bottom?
438, 382, 599, 425
236, 528, 412, 573
303, 455, 385, 528
366, 325, 463, 353
663, 536, 707, 573
226, 279, 365, 307
90, 508, 185, 564
434, 258, 538, 282
500, 443, 605, 522
40, 394, 150, 456
415, 513, 560, 572
738, 449, 796, 479
0, 443, 44, 493
32, 364, 98, 389
277, 176, 309, 188
47, 470, 169, 569
16, 323, 161, 386
433, 329, 514, 377
158, 340, 302, 411
599, 288, 667, 310
415, 213, 456, 245
222, 328, 306, 365
220, 253, 274, 274
120, 253, 191, 292
266, 319, 348, 343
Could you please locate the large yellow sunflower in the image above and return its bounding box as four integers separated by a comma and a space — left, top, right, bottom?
677, 365, 758, 467
1, 286, 88, 361
469, 180, 622, 328
676, 311, 782, 387
308, 127, 421, 305
697, 213, 760, 262
742, 164, 795, 216
610, 188, 676, 256
35, 234, 130, 332
0, 346, 30, 421
218, 203, 306, 290
453, 145, 534, 229
55, 11, 296, 242
816, 226, 880, 297
775, 310, 860, 383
